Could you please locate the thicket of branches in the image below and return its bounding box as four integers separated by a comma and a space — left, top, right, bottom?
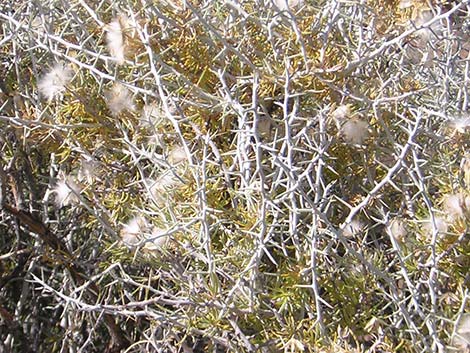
1, 0, 470, 352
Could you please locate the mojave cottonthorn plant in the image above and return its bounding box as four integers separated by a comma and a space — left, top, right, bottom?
0, 0, 470, 352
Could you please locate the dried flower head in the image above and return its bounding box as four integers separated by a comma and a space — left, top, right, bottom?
146, 172, 184, 206
449, 116, 470, 134
331, 104, 351, 128
168, 145, 187, 165
340, 118, 369, 145
387, 218, 408, 243
423, 216, 448, 240
273, 0, 303, 11
442, 192, 470, 222
78, 157, 100, 183
412, 9, 443, 43
38, 63, 73, 101
120, 217, 146, 247
398, 0, 413, 9
53, 175, 82, 208
105, 15, 137, 65
105, 83, 135, 116
140, 103, 165, 130
143, 227, 169, 252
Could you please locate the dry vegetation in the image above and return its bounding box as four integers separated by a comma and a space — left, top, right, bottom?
1, 0, 470, 352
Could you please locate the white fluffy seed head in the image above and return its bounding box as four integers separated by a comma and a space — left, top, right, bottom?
340, 118, 369, 145
53, 175, 82, 208
105, 83, 135, 116
78, 157, 100, 183
38, 63, 73, 101
120, 217, 146, 247
423, 216, 448, 240
442, 193, 470, 221
398, 0, 413, 9
146, 172, 183, 206
150, 173, 182, 193
121, 217, 169, 252
140, 103, 165, 129
105, 17, 126, 64
331, 105, 351, 127
452, 314, 470, 351
168, 145, 187, 165
449, 116, 470, 134
273, 0, 303, 11
143, 227, 169, 252
388, 218, 408, 243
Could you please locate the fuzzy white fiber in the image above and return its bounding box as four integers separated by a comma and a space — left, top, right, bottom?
53, 175, 81, 208
273, 0, 303, 10
398, 0, 412, 9
120, 217, 145, 247
146, 172, 183, 206
331, 105, 350, 125
140, 103, 164, 129
341, 118, 369, 145
78, 157, 100, 182
150, 173, 181, 193
144, 227, 169, 251
105, 17, 126, 64
168, 145, 187, 165
388, 218, 408, 243
442, 193, 470, 221
38, 63, 73, 101
120, 217, 169, 251
105, 83, 134, 116
412, 9, 443, 44
450, 116, 470, 134
423, 216, 448, 240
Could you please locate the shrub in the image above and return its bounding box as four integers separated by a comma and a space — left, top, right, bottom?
0, 0, 469, 352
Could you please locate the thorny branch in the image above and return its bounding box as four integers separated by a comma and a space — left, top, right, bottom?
1, 0, 470, 352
